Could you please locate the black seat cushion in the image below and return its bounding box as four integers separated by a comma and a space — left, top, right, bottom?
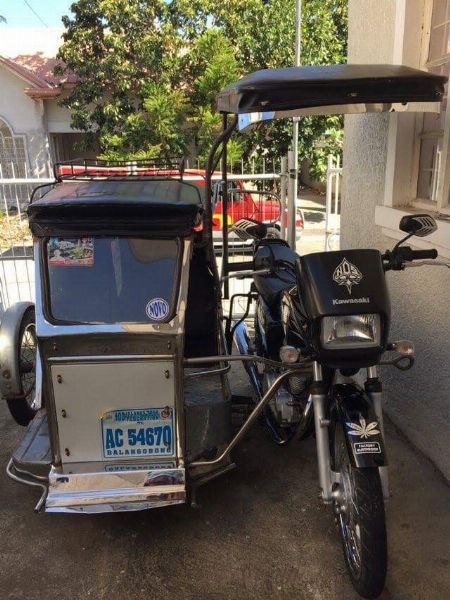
253, 239, 298, 307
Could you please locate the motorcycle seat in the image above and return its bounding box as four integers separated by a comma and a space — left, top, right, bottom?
253, 239, 298, 307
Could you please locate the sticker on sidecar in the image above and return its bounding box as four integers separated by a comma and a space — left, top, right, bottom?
354, 441, 381, 454
101, 407, 174, 459
48, 237, 94, 266
146, 298, 169, 321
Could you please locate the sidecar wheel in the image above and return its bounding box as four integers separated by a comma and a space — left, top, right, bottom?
333, 424, 387, 599
6, 309, 37, 426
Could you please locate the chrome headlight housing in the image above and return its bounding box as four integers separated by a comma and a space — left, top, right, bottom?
321, 314, 381, 350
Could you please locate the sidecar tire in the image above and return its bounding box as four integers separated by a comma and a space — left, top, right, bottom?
6, 396, 36, 426
5, 308, 37, 427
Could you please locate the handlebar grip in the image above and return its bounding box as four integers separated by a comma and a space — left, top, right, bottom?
406, 248, 438, 260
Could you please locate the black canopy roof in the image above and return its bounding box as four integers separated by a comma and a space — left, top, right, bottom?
28, 179, 203, 238
216, 64, 447, 115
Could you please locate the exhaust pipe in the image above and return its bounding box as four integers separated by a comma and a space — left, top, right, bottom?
233, 321, 262, 399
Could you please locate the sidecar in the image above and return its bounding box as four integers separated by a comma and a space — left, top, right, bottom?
2, 159, 235, 513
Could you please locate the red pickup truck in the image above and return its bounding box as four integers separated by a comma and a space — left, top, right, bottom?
184, 169, 304, 246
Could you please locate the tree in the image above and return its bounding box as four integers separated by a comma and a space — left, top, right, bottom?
210, 0, 347, 177
56, 0, 347, 176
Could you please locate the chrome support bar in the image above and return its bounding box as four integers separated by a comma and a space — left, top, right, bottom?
184, 364, 231, 378
311, 361, 333, 502
312, 393, 333, 502
6, 459, 48, 512
367, 365, 378, 379
184, 354, 312, 372
303, 395, 313, 419
313, 362, 323, 381
189, 368, 307, 468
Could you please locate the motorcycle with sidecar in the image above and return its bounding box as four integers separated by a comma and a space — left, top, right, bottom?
1, 64, 449, 599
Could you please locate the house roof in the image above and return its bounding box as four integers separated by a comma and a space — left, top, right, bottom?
0, 52, 76, 99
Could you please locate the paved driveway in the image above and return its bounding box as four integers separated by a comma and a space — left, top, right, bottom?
1, 364, 449, 600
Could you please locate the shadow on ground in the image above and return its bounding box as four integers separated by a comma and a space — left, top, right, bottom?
1, 364, 449, 600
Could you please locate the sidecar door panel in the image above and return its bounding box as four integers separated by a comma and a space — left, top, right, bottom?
51, 360, 176, 465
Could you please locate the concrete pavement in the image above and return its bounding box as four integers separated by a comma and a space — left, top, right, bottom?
1, 361, 449, 600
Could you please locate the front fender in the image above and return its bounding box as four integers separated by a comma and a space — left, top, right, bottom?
0, 302, 34, 399
332, 383, 387, 468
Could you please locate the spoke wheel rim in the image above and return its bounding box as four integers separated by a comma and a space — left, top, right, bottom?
19, 322, 37, 407
334, 427, 362, 579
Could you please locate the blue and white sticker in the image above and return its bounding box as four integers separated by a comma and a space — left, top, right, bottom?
146, 298, 169, 321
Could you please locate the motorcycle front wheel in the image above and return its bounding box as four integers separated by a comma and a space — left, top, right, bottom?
333, 424, 387, 599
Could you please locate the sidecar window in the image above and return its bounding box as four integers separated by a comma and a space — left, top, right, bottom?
45, 237, 180, 324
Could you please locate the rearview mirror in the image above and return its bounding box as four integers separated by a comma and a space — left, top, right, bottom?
399, 214, 437, 237
232, 218, 267, 240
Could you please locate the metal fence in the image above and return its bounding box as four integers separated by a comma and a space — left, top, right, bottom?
0, 157, 342, 319
0, 166, 53, 315
0, 168, 283, 319
324, 154, 342, 251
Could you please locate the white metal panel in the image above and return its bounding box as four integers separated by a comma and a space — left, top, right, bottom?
51, 360, 175, 465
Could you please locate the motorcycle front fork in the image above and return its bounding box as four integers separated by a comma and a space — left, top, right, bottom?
311, 362, 389, 504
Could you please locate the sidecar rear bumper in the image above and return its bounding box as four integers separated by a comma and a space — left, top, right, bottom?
45, 465, 186, 513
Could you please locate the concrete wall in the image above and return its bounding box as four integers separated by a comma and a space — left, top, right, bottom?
0, 65, 52, 177
46, 94, 76, 134
343, 0, 450, 479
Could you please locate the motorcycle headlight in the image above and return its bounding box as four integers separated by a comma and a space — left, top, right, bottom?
321, 314, 381, 350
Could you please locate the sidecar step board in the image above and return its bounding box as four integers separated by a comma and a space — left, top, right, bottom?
45, 466, 186, 513
12, 410, 51, 478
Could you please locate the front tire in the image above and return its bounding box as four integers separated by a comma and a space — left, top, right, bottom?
333, 425, 387, 599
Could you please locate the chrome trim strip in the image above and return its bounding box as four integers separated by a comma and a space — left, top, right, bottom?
49, 354, 173, 363
46, 497, 185, 513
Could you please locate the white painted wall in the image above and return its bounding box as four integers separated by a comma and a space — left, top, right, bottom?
0, 64, 52, 176
46, 94, 76, 134
343, 0, 450, 479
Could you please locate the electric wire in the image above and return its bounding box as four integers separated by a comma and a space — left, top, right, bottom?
23, 0, 49, 28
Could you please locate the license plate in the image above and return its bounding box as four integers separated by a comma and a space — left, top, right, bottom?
101, 407, 174, 459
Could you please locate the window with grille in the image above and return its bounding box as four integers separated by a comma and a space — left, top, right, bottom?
416, 0, 450, 212
0, 118, 30, 210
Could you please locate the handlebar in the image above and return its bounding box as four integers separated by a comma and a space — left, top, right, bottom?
383, 245, 438, 271
397, 247, 438, 261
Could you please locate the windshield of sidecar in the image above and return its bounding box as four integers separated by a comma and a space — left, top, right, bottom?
44, 237, 181, 325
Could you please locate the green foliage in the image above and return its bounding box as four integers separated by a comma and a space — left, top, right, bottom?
57, 0, 347, 179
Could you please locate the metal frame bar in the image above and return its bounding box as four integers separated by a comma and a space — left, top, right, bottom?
204, 116, 238, 249
6, 459, 48, 512
221, 113, 230, 298
189, 367, 308, 468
